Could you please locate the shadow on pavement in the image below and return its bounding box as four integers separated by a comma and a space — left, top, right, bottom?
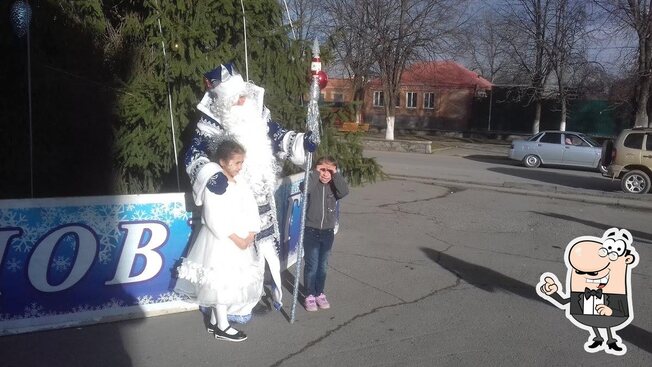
462, 154, 521, 166
531, 212, 652, 245
278, 269, 301, 322
420, 247, 652, 354
0, 263, 146, 367
0, 312, 137, 367
420, 247, 540, 302
488, 167, 621, 192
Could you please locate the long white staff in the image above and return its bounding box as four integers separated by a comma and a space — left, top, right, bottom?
290, 39, 322, 323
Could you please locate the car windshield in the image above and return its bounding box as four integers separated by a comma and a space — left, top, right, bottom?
579, 134, 599, 147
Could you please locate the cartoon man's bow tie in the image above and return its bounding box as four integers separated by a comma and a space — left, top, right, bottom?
584, 287, 603, 299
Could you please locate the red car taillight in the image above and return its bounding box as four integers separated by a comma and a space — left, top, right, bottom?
612, 147, 617, 161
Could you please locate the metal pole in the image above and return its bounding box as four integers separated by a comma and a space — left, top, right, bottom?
487, 88, 493, 132
154, 1, 181, 191
26, 8, 34, 198
240, 0, 249, 81
290, 40, 322, 324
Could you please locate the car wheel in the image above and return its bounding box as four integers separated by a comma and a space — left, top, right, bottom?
598, 160, 608, 175
621, 170, 651, 194
522, 154, 541, 168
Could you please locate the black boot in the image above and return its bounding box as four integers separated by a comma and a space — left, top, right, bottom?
587, 340, 603, 349
607, 342, 623, 352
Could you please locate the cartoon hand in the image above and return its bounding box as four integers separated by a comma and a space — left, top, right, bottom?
596, 304, 613, 316
540, 276, 558, 295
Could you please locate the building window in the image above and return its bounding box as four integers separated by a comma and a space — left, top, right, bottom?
424, 92, 435, 109
406, 92, 417, 108
333, 93, 343, 103
373, 91, 384, 107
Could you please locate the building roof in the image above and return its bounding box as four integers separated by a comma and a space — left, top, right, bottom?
323, 78, 354, 90
370, 61, 492, 90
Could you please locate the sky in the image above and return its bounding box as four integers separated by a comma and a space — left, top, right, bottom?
465, 0, 638, 75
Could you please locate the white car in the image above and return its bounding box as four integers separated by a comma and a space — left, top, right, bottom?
508, 131, 607, 173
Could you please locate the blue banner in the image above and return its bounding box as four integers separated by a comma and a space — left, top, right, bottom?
0, 176, 305, 335
0, 193, 194, 334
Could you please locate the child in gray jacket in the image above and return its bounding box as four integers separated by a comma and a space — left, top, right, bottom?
303, 156, 349, 311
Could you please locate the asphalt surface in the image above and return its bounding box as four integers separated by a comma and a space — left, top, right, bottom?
365, 142, 652, 210
1, 144, 651, 367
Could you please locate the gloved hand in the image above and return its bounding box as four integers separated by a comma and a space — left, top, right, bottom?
303, 131, 318, 153
206, 172, 228, 195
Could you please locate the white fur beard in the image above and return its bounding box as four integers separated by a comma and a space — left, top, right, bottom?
216, 100, 280, 202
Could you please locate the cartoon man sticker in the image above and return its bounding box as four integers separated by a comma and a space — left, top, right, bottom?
536, 228, 639, 356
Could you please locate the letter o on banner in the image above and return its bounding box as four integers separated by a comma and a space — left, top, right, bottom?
28, 225, 98, 292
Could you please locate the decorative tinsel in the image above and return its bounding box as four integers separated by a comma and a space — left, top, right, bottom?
10, 1, 32, 38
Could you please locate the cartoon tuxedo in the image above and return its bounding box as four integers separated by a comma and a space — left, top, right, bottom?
537, 228, 639, 356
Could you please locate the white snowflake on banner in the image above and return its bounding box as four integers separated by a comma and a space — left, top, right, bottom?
98, 249, 112, 265
137, 295, 154, 305
156, 292, 182, 303
170, 202, 189, 219
79, 206, 101, 223
50, 256, 72, 272
0, 208, 28, 227
131, 210, 148, 221
151, 203, 188, 226
0, 313, 15, 321
12, 236, 34, 253
41, 208, 60, 227
6, 258, 22, 272
101, 298, 126, 309
24, 303, 45, 318
72, 304, 95, 313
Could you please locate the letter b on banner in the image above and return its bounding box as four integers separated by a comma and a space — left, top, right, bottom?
28, 225, 97, 292
106, 222, 168, 285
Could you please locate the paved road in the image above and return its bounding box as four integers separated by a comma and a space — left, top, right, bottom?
1, 150, 651, 367
365, 145, 652, 204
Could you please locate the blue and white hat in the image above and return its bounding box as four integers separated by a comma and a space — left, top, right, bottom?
204, 62, 246, 98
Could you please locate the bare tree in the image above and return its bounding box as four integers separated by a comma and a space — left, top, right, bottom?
595, 0, 652, 127
499, 0, 555, 133
324, 0, 463, 140
462, 11, 511, 84
279, 0, 323, 41
321, 1, 376, 124
546, 0, 589, 131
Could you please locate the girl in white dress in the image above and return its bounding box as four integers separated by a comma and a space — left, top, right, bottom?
176, 140, 263, 342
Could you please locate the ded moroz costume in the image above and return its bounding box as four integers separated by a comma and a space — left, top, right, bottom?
180, 62, 316, 322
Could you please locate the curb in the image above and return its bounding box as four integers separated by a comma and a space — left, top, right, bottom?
388, 174, 652, 211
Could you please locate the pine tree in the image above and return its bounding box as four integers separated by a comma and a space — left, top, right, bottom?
115, 0, 312, 192
10, 0, 380, 194
319, 107, 384, 186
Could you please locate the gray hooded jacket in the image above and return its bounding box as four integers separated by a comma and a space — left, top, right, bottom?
304, 171, 349, 230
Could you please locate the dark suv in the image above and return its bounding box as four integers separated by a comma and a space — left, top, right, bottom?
602, 128, 652, 194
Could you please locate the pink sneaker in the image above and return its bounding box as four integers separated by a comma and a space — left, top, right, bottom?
304, 295, 318, 312
315, 293, 330, 309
